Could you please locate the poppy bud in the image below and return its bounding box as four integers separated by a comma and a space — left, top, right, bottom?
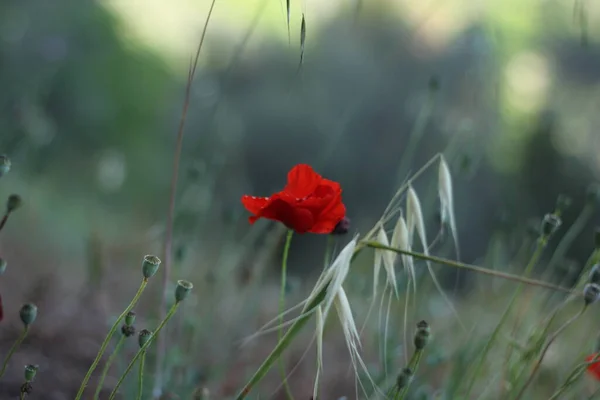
121, 324, 136, 337
24, 365, 38, 382
331, 217, 350, 235
175, 280, 193, 303
125, 311, 136, 326
19, 303, 37, 326
6, 194, 22, 213
142, 255, 161, 279
138, 329, 152, 348
595, 227, 600, 250
0, 258, 6, 275
0, 155, 11, 177
587, 184, 600, 206
589, 264, 600, 285
555, 194, 572, 214
584, 283, 600, 305
540, 213, 562, 238
396, 367, 413, 390
414, 320, 431, 350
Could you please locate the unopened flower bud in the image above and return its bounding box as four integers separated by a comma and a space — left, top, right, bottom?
138, 329, 152, 348
0, 258, 6, 275
121, 324, 136, 337
0, 155, 11, 177
20, 303, 37, 326
24, 365, 38, 382
125, 311, 136, 326
6, 194, 22, 213
587, 184, 600, 206
589, 264, 600, 285
175, 280, 193, 303
584, 283, 600, 305
331, 217, 350, 235
541, 213, 562, 238
414, 320, 431, 350
142, 255, 161, 279
396, 367, 414, 390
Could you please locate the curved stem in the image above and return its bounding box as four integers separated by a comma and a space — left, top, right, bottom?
137, 351, 146, 400
109, 302, 180, 400
548, 350, 600, 399
0, 326, 28, 379
0, 212, 9, 232
462, 238, 547, 399
94, 335, 126, 399
513, 305, 587, 400
75, 279, 148, 400
279, 230, 295, 400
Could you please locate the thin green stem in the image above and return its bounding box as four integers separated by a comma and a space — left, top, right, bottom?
137, 351, 146, 400
549, 352, 600, 400
512, 305, 587, 400
94, 335, 126, 399
462, 238, 547, 399
109, 302, 180, 400
19, 390, 26, 400
76, 279, 148, 400
0, 326, 28, 379
278, 230, 294, 400
396, 349, 424, 400
362, 240, 573, 294
545, 204, 595, 276
235, 283, 329, 400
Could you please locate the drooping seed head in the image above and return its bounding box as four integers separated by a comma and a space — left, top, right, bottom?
584, 283, 600, 306
0, 155, 11, 177
24, 365, 38, 382
142, 255, 161, 279
19, 303, 37, 326
125, 311, 136, 326
0, 258, 6, 275
6, 194, 22, 213
138, 329, 152, 348
175, 280, 194, 303
540, 213, 562, 238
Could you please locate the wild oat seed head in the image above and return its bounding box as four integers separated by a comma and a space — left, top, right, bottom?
396, 367, 414, 389
586, 183, 600, 206
0, 257, 6, 275
589, 264, 600, 285
24, 365, 38, 382
6, 194, 22, 213
175, 280, 194, 303
138, 329, 152, 348
584, 283, 600, 305
142, 255, 161, 279
125, 310, 136, 326
541, 213, 562, 238
0, 155, 11, 177
19, 303, 37, 326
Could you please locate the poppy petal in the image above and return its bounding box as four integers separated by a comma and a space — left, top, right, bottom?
256, 197, 315, 233
310, 200, 346, 234
241, 195, 271, 215
284, 164, 322, 198
586, 354, 600, 380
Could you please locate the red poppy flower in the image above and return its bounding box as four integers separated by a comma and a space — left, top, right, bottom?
587, 353, 600, 380
241, 164, 346, 234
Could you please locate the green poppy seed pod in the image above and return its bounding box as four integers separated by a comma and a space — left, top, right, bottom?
540, 213, 562, 238
0, 155, 11, 177
175, 280, 193, 303
0, 257, 6, 275
584, 283, 600, 305
19, 303, 37, 326
589, 264, 600, 285
24, 365, 38, 382
121, 324, 136, 337
138, 329, 152, 348
555, 194, 572, 214
414, 320, 431, 350
586, 184, 600, 206
125, 311, 136, 326
6, 194, 22, 213
396, 367, 414, 390
142, 255, 161, 279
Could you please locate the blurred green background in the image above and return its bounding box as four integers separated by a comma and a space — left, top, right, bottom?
1, 0, 600, 398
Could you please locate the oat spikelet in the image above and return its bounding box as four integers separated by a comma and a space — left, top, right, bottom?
313, 305, 324, 400
406, 185, 466, 331
391, 213, 416, 293
375, 226, 398, 298
439, 156, 460, 259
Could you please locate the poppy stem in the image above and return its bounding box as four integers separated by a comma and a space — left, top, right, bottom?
93, 335, 126, 399
278, 229, 295, 400
0, 326, 29, 379
549, 353, 600, 399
